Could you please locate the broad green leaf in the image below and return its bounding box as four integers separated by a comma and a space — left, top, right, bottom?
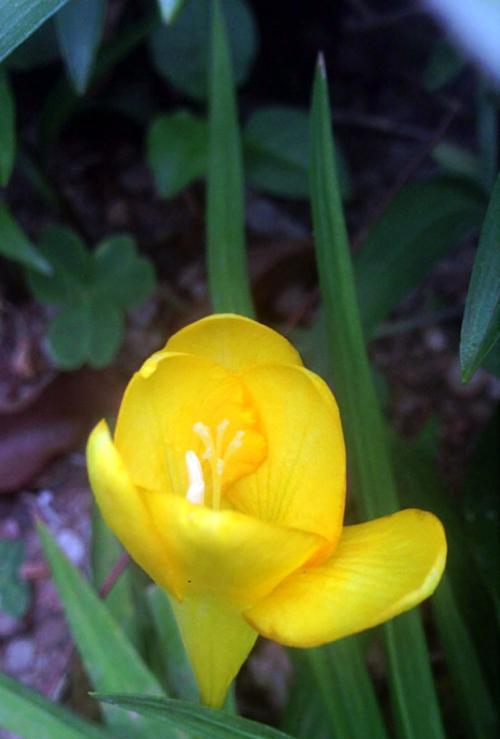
147, 111, 208, 198
97, 695, 294, 739
92, 234, 155, 309
460, 173, 500, 380
55, 0, 105, 95
283, 639, 387, 739
423, 39, 466, 92
206, 0, 253, 316
157, 0, 188, 24
27, 225, 90, 305
355, 177, 486, 339
0, 201, 51, 273
0, 68, 15, 185
244, 105, 350, 200
87, 298, 124, 368
38, 522, 167, 737
150, 0, 257, 100
0, 539, 30, 618
146, 586, 199, 701
0, 670, 113, 739
0, 0, 71, 62
309, 59, 445, 739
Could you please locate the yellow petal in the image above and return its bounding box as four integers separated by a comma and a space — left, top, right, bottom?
114, 352, 266, 498
230, 363, 346, 548
141, 489, 321, 606
245, 509, 447, 646
165, 313, 303, 370
169, 594, 257, 708
86, 421, 175, 593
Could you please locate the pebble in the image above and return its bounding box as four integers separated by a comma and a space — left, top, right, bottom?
56, 529, 85, 565
0, 612, 22, 638
423, 327, 447, 352
3, 638, 34, 673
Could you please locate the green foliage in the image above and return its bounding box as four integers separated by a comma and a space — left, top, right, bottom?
0, 539, 30, 618
309, 59, 445, 739
55, 0, 105, 95
460, 173, 500, 380
0, 0, 71, 62
37, 522, 168, 737
0, 68, 15, 186
355, 177, 486, 339
27, 228, 155, 369
206, 0, 253, 316
148, 111, 208, 198
0, 201, 52, 273
96, 695, 294, 739
150, 0, 257, 100
0, 670, 114, 739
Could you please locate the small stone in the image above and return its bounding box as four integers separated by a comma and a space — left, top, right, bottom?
3, 638, 35, 673
423, 327, 447, 352
0, 611, 22, 638
56, 529, 85, 565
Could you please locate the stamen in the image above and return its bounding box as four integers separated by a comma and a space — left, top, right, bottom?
193, 421, 213, 460
185, 450, 205, 504
224, 430, 245, 461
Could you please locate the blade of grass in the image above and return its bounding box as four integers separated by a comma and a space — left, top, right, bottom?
55, 0, 105, 95
96, 695, 294, 739
37, 522, 169, 738
460, 172, 500, 381
0, 670, 113, 739
0, 67, 15, 186
206, 0, 254, 316
309, 56, 445, 739
0, 0, 71, 62
284, 638, 387, 739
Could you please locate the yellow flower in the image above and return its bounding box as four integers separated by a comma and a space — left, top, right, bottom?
87, 314, 446, 708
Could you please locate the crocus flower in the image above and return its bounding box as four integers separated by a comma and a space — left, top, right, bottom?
87, 314, 446, 707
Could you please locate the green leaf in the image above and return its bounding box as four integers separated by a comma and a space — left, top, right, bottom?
283, 639, 388, 739
87, 298, 124, 368
149, 0, 257, 100
206, 0, 253, 316
97, 695, 295, 739
432, 575, 498, 738
432, 143, 483, 186
37, 522, 167, 737
0, 201, 52, 273
460, 173, 500, 381
355, 177, 486, 339
92, 234, 155, 309
147, 111, 208, 198
146, 586, 199, 701
309, 58, 445, 739
0, 68, 15, 185
157, 0, 188, 24
0, 0, 71, 62
55, 0, 105, 95
423, 39, 466, 92
0, 669, 114, 739
244, 105, 350, 200
0, 539, 30, 618
6, 19, 60, 69
27, 225, 90, 304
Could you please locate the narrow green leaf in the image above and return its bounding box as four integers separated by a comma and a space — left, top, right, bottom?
97, 695, 295, 739
206, 0, 253, 316
146, 586, 199, 701
460, 173, 500, 381
0, 201, 52, 273
0, 670, 113, 739
309, 59, 445, 739
37, 522, 167, 737
147, 111, 208, 198
0, 539, 30, 618
355, 177, 486, 338
55, 0, 105, 95
284, 639, 387, 739
0, 0, 71, 62
432, 575, 498, 738
150, 0, 257, 100
0, 67, 15, 185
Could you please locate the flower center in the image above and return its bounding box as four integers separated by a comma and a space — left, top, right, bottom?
185, 415, 265, 510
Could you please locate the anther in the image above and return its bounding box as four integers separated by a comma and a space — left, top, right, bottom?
185, 450, 205, 504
